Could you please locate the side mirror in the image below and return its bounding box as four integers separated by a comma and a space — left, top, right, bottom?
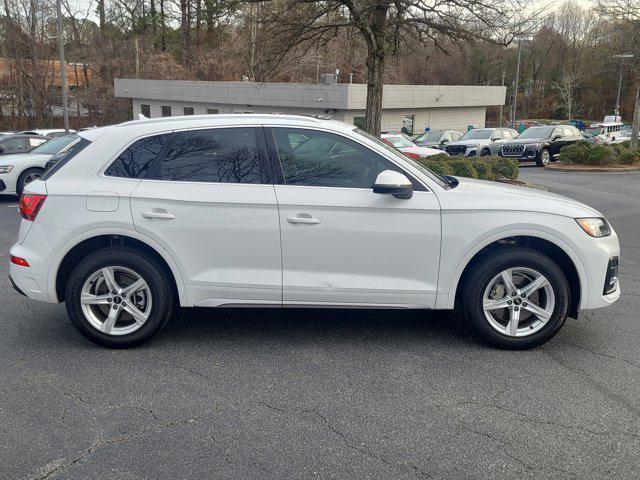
373, 170, 413, 199
441, 138, 449, 144
552, 135, 561, 141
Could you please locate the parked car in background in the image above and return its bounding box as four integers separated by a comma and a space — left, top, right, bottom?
381, 131, 414, 142
0, 134, 47, 155
0, 134, 79, 195
9, 115, 620, 350
19, 128, 77, 138
587, 116, 624, 144
499, 125, 584, 167
582, 127, 603, 145
414, 130, 463, 150
444, 128, 518, 157
381, 133, 445, 158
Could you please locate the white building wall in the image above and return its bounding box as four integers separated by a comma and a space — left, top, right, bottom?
132, 99, 484, 134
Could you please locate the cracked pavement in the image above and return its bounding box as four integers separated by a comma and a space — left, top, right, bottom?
1, 168, 640, 479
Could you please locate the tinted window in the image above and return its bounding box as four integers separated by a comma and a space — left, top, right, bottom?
183, 106, 194, 115
162, 128, 263, 184
141, 104, 151, 117
1, 137, 26, 151
272, 128, 401, 189
105, 134, 170, 179
161, 106, 171, 117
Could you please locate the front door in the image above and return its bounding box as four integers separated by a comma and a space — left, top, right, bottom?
130, 126, 282, 307
267, 127, 441, 308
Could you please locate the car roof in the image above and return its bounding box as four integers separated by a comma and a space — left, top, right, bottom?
0, 133, 45, 140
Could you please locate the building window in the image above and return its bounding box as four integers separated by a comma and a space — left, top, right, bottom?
402, 114, 414, 135
183, 106, 195, 116
206, 108, 219, 114
353, 116, 366, 129
140, 104, 151, 117
161, 105, 172, 117
233, 110, 254, 114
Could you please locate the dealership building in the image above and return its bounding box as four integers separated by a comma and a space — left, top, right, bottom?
114, 78, 506, 135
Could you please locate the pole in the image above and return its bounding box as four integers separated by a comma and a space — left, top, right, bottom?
56, 0, 69, 133
615, 64, 623, 118
511, 43, 522, 130
631, 86, 640, 150
499, 70, 505, 127
134, 38, 140, 77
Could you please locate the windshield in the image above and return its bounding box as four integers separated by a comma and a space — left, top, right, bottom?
354, 129, 449, 189
416, 131, 443, 142
31, 135, 78, 155
460, 129, 492, 140
518, 126, 555, 139
383, 135, 415, 148
584, 127, 601, 136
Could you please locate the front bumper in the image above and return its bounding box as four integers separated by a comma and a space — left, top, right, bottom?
500, 145, 539, 161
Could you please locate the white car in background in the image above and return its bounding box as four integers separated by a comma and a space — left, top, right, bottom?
19, 128, 77, 139
445, 128, 519, 157
9, 115, 620, 350
0, 135, 79, 195
381, 133, 445, 159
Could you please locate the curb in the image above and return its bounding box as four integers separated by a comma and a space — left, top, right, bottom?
545, 164, 640, 173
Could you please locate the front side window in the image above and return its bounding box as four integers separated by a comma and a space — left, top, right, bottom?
460, 129, 493, 141
272, 128, 406, 189
162, 128, 263, 184
105, 134, 170, 179
29, 137, 47, 147
1, 137, 26, 151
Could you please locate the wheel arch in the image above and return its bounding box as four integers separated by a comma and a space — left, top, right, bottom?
449, 234, 586, 318
51, 230, 187, 306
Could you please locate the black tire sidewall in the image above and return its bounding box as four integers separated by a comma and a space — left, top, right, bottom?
463, 247, 569, 349
65, 247, 174, 348
537, 149, 550, 167
17, 167, 44, 196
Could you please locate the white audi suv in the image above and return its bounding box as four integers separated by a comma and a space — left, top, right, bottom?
9, 115, 621, 349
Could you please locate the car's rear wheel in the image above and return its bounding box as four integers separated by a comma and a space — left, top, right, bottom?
462, 247, 569, 349
536, 148, 551, 167
65, 247, 175, 348
16, 167, 44, 196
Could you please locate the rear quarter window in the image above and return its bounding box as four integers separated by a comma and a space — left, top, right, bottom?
105, 134, 171, 179
41, 138, 92, 180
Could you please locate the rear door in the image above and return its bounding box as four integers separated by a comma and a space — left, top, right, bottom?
267, 126, 441, 308
128, 126, 282, 307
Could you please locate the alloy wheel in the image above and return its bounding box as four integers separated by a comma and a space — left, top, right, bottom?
23, 172, 42, 185
482, 267, 555, 337
80, 266, 152, 336
541, 150, 550, 166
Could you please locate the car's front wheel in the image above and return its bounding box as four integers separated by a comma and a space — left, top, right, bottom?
536, 148, 551, 167
462, 247, 569, 349
65, 247, 175, 348
16, 167, 44, 196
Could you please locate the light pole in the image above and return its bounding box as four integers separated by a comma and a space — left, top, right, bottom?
511, 36, 533, 130
613, 54, 633, 119
56, 0, 69, 133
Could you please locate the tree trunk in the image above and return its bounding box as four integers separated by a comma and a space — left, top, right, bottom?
364, 49, 385, 136
150, 0, 157, 48
181, 0, 189, 66
160, 0, 166, 51
98, 0, 106, 39
631, 86, 640, 150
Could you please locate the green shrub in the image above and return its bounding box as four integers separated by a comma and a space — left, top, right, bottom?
415, 154, 518, 180
559, 141, 592, 164
587, 145, 617, 165
619, 150, 638, 165
448, 158, 478, 178
560, 141, 639, 165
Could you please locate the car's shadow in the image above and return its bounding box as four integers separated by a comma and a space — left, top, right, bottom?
0, 195, 19, 204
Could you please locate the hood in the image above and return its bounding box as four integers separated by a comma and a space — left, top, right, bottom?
446, 138, 492, 147
0, 153, 52, 166
440, 176, 601, 218
400, 145, 444, 157
415, 140, 441, 147
503, 138, 548, 146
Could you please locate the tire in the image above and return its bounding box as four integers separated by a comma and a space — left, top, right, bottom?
16, 167, 44, 196
461, 246, 569, 349
536, 148, 551, 167
480, 148, 491, 156
65, 247, 175, 348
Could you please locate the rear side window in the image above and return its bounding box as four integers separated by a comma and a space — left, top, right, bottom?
105, 134, 170, 179
161, 128, 264, 184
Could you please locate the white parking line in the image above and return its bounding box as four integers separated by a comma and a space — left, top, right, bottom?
5, 204, 18, 208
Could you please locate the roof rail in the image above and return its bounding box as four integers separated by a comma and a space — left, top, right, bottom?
117, 113, 326, 128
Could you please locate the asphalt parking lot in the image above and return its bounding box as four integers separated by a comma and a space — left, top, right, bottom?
1, 169, 639, 480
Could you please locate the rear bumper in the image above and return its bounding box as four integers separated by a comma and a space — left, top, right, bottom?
8, 262, 51, 302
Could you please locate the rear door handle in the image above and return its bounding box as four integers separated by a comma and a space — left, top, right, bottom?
287, 214, 320, 225
141, 209, 176, 220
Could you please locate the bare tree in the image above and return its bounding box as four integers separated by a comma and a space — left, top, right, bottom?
245, 0, 538, 135
554, 69, 579, 120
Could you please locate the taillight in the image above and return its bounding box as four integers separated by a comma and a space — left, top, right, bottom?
404, 151, 420, 159
19, 194, 46, 221
10, 255, 29, 267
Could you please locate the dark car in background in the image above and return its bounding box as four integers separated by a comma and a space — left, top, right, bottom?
0, 134, 47, 155
499, 125, 584, 166
414, 130, 463, 150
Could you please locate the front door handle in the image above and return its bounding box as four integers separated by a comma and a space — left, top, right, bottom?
287, 214, 320, 225
141, 209, 176, 220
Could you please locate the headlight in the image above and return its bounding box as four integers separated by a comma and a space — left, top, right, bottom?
575, 217, 611, 237
0, 165, 13, 174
